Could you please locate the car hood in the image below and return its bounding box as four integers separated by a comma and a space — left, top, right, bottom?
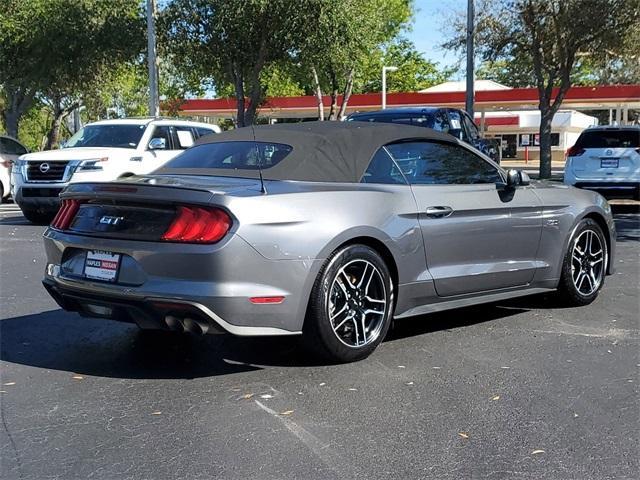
20, 147, 135, 161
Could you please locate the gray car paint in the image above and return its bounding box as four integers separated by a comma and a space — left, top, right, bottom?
42, 143, 616, 336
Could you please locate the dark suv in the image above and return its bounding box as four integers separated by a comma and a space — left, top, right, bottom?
347, 107, 501, 163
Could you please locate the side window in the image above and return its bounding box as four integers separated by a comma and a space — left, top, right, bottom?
385, 141, 502, 185
172, 126, 195, 149
196, 127, 215, 139
361, 148, 407, 185
149, 126, 172, 150
462, 113, 480, 140
447, 110, 469, 142
0, 138, 27, 155
433, 110, 450, 132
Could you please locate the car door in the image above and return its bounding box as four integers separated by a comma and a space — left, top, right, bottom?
385, 140, 542, 297
142, 125, 181, 173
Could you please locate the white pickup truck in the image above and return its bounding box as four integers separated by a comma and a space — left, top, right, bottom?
11, 118, 220, 223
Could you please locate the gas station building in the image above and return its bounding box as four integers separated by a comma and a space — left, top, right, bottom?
178, 82, 640, 162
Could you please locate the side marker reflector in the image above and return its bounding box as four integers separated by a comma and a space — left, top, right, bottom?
249, 296, 285, 305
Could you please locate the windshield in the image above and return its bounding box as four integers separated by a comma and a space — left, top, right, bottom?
348, 112, 437, 129
65, 124, 146, 149
576, 129, 640, 149
165, 141, 293, 170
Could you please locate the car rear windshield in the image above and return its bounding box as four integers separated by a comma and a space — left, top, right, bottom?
349, 112, 437, 128
576, 129, 640, 149
165, 141, 293, 169
65, 124, 146, 149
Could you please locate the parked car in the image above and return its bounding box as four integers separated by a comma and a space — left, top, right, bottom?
11, 118, 221, 223
564, 125, 640, 199
42, 122, 615, 363
347, 107, 502, 163
0, 135, 29, 202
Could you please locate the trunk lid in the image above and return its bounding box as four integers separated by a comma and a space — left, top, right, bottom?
56, 175, 259, 240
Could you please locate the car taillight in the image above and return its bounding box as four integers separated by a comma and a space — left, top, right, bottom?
566, 145, 585, 157
162, 206, 232, 243
50, 199, 81, 230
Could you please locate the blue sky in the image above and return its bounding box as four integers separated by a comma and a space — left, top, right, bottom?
405, 0, 466, 74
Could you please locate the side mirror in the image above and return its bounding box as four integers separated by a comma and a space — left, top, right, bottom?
148, 137, 167, 150
505, 169, 530, 188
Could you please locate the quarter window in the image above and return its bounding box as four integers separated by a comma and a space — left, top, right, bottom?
385, 141, 502, 185
361, 148, 407, 184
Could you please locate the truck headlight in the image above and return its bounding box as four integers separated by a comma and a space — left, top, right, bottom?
77, 157, 108, 171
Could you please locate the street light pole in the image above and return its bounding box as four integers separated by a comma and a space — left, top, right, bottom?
382, 66, 398, 110
147, 0, 159, 117
465, 0, 475, 117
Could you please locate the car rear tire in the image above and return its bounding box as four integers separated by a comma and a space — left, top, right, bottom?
303, 244, 394, 363
22, 208, 55, 225
556, 218, 607, 306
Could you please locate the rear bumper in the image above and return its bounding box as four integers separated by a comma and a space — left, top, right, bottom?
42, 277, 298, 336
42, 229, 324, 335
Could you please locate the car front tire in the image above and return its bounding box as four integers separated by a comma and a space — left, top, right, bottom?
303, 244, 394, 363
556, 218, 607, 306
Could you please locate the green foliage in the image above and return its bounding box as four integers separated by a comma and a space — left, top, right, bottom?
358, 38, 453, 93
160, 0, 309, 126
0, 0, 145, 145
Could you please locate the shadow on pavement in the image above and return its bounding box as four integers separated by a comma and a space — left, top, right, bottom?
1, 296, 544, 379
612, 204, 640, 243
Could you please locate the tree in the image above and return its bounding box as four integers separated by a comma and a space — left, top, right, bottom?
0, 0, 144, 146
300, 0, 412, 120
443, 0, 640, 178
358, 38, 453, 94
160, 0, 308, 127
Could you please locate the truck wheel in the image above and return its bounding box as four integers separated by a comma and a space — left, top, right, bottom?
22, 208, 55, 225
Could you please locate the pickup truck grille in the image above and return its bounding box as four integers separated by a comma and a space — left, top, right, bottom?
26, 161, 69, 182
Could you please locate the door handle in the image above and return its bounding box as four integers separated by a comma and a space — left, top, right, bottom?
425, 206, 453, 218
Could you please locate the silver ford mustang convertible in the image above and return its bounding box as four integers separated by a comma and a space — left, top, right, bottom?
42, 122, 616, 362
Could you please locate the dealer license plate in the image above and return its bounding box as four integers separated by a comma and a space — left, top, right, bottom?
84, 250, 121, 282
600, 158, 619, 168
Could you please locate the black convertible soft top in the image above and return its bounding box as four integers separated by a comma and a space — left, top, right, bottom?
156, 120, 458, 183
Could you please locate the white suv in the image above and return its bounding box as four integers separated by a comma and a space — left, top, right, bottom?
11, 118, 220, 223
0, 135, 29, 201
564, 126, 640, 200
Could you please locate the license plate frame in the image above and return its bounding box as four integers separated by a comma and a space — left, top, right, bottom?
600, 158, 619, 168
83, 250, 121, 283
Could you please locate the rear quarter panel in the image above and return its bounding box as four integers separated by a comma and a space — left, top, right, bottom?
220, 182, 428, 286
531, 182, 615, 283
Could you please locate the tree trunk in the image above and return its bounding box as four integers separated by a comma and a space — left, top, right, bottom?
538, 109, 553, 179
44, 98, 77, 150
233, 71, 246, 128
1, 87, 35, 139
336, 68, 355, 120
45, 112, 64, 150
327, 70, 339, 121
311, 66, 324, 121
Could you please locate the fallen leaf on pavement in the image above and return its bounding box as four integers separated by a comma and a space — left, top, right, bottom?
151, 411, 162, 415
72, 375, 84, 380
319, 382, 326, 386
458, 432, 469, 439
531, 449, 545, 455
348, 388, 358, 391
3, 382, 15, 386
280, 410, 294, 416
491, 395, 500, 401
260, 394, 273, 399
242, 393, 254, 399
406, 382, 414, 385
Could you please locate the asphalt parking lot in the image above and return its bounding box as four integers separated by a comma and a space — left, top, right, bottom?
1, 201, 638, 480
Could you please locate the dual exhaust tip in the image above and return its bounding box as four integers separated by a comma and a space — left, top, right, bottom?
164, 315, 210, 335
